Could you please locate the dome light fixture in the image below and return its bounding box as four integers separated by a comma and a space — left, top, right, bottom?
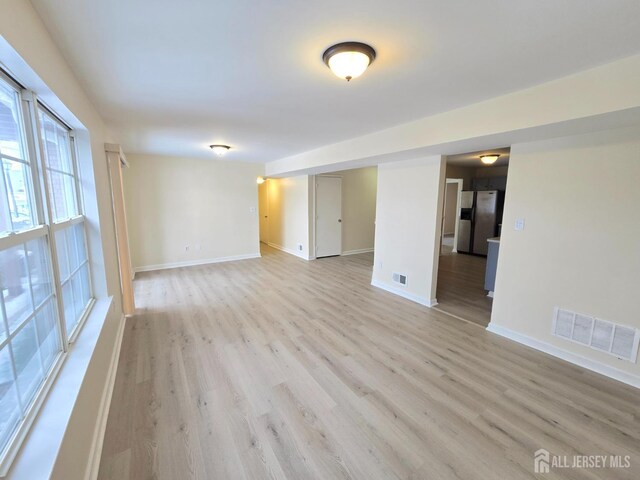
210, 144, 231, 156
323, 41, 376, 82
480, 154, 500, 165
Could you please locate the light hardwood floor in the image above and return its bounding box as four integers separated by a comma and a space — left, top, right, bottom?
435, 252, 493, 327
98, 245, 639, 479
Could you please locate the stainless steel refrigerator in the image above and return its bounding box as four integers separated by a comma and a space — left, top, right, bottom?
456, 191, 475, 253
456, 190, 501, 255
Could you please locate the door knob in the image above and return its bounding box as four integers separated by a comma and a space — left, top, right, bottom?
338, 219, 342, 223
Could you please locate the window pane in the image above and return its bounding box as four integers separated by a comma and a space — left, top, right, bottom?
0, 345, 21, 451
26, 237, 53, 307
0, 245, 33, 334
34, 299, 60, 370
38, 111, 73, 174
0, 293, 6, 346
0, 80, 25, 160
66, 225, 80, 273
61, 281, 75, 337
54, 227, 70, 282
12, 317, 44, 407
79, 263, 91, 308
47, 170, 77, 222
71, 272, 84, 321
72, 222, 87, 266
1, 159, 35, 232
38, 109, 77, 222
63, 267, 90, 338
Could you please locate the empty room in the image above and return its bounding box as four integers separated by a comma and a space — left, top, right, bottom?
0, 1, 639, 479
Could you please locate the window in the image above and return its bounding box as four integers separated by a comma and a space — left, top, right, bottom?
0, 71, 93, 471
38, 108, 92, 336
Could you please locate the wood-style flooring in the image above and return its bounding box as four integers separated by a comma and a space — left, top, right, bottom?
436, 252, 493, 327
98, 245, 639, 480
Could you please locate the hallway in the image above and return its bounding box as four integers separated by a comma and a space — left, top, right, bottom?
435, 253, 493, 327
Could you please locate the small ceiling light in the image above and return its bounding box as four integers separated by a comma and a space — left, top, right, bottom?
323, 42, 376, 81
480, 154, 500, 165
256, 176, 266, 185
210, 144, 231, 156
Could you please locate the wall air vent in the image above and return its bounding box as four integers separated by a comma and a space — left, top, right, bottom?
552, 308, 640, 362
392, 272, 407, 286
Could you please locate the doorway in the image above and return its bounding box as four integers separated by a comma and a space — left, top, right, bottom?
315, 176, 342, 257
441, 178, 462, 255
434, 148, 510, 327
258, 180, 269, 243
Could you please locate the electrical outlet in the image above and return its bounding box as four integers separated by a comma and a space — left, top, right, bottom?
297, 243, 303, 251
514, 218, 525, 231
185, 245, 190, 252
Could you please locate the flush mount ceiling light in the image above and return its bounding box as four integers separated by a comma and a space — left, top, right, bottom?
323, 42, 376, 81
480, 154, 500, 165
210, 144, 231, 156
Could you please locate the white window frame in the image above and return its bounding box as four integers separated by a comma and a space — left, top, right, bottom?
0, 69, 94, 475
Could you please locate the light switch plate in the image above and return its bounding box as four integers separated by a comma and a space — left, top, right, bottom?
514, 218, 525, 231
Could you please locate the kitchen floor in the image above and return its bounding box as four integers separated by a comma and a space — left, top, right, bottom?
435, 251, 492, 327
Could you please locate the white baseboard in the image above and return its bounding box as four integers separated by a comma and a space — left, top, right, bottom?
85, 314, 126, 480
134, 252, 261, 273
486, 323, 640, 389
342, 248, 374, 256
267, 242, 310, 260
371, 279, 437, 307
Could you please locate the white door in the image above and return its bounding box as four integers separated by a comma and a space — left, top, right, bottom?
316, 176, 342, 257
258, 181, 269, 243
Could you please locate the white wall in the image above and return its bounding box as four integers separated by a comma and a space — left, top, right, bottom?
265, 176, 312, 259
335, 167, 377, 254
123, 154, 262, 271
0, 1, 123, 478
490, 125, 640, 384
372, 156, 445, 306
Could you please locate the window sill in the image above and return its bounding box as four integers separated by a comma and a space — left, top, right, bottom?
4, 297, 118, 479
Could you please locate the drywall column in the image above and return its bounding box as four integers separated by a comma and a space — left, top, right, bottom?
372, 156, 445, 306
105, 144, 135, 315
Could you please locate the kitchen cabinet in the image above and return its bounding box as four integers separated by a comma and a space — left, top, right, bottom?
473, 176, 507, 191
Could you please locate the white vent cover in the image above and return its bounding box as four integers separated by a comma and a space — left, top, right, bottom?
392, 272, 407, 286
552, 308, 640, 362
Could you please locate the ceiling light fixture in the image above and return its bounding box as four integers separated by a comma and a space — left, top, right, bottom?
210, 144, 231, 156
480, 154, 500, 165
323, 42, 376, 81
256, 176, 266, 185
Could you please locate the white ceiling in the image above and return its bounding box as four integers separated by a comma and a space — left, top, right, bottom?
447, 147, 510, 167
30, 0, 640, 163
